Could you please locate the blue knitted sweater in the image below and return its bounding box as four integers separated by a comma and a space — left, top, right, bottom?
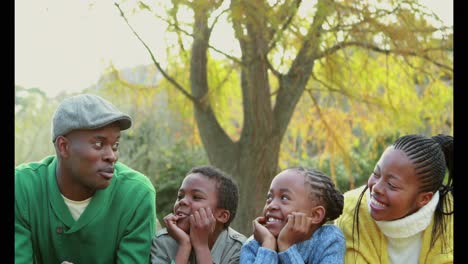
240, 224, 345, 264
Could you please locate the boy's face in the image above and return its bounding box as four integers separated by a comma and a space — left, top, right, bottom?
262, 169, 315, 237
173, 173, 219, 233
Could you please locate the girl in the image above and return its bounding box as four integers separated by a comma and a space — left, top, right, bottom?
240, 167, 345, 263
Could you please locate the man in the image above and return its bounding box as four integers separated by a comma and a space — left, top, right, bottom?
15, 94, 157, 263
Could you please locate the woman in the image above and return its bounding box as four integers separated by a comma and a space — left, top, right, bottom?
335, 134, 453, 263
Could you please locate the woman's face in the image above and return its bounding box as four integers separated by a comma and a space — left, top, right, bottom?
262, 169, 315, 237
367, 147, 432, 221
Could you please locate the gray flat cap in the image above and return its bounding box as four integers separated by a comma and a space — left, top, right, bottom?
52, 94, 132, 142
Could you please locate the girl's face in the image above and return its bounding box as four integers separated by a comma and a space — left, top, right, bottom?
172, 173, 219, 233
368, 147, 432, 221
262, 169, 315, 237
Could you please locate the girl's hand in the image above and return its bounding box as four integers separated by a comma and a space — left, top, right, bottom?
277, 212, 314, 252
253, 216, 276, 250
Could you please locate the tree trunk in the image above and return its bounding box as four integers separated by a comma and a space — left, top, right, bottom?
231, 137, 281, 234
189, 0, 324, 235
116, 0, 452, 237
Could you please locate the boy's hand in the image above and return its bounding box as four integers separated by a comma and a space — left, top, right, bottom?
164, 213, 191, 246
277, 212, 314, 252
189, 207, 216, 249
253, 216, 276, 250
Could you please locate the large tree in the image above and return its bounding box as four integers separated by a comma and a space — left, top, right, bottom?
115, 0, 452, 233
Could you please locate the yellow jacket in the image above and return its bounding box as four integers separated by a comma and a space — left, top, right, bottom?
335, 185, 453, 264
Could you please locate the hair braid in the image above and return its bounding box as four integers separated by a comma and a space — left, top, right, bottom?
392, 134, 453, 248
293, 167, 344, 223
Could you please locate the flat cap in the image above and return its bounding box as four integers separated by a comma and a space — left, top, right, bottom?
52, 94, 132, 142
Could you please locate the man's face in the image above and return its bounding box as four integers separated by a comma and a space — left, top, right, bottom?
59, 123, 121, 199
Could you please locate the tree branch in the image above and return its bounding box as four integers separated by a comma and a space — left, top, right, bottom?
272, 0, 333, 138
267, 0, 302, 53
316, 41, 453, 72
264, 0, 302, 79
307, 90, 360, 185
309, 72, 384, 108
115, 3, 196, 102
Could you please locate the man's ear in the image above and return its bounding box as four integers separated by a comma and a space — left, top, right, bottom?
310, 206, 326, 224
55, 136, 70, 158
417, 191, 434, 208
214, 208, 231, 224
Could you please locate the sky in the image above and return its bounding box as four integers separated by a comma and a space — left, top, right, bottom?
15, 0, 453, 98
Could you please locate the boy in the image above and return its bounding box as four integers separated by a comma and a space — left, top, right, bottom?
151, 165, 246, 263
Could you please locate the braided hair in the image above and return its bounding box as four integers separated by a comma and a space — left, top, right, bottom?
292, 167, 344, 224
352, 134, 453, 252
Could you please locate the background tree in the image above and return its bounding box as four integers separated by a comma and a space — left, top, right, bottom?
15, 86, 58, 164
113, 0, 453, 233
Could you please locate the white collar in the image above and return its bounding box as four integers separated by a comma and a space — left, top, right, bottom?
367, 190, 438, 238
